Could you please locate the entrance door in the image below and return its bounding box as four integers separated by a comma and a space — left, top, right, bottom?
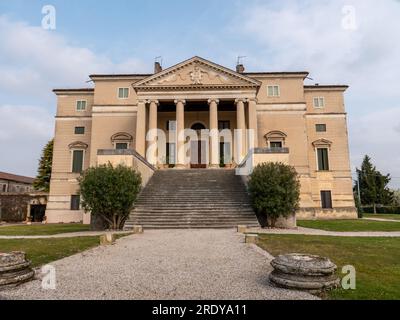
191, 140, 207, 168
190, 123, 207, 169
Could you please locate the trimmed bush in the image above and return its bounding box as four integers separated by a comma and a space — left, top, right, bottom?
248, 162, 300, 228
78, 164, 142, 230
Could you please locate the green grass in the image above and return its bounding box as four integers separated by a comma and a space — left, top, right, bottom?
0, 237, 100, 267
257, 234, 400, 300
364, 214, 400, 221
297, 219, 400, 232
0, 224, 90, 236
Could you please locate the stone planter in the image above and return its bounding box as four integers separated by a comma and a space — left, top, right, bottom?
0, 252, 35, 289
269, 253, 339, 294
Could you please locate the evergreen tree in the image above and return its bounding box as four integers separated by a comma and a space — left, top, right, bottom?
355, 155, 394, 213
33, 139, 54, 192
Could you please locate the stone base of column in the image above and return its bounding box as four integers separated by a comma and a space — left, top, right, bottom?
208, 164, 220, 169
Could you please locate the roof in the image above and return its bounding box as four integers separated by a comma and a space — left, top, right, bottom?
0, 172, 35, 184
304, 85, 349, 90
89, 74, 152, 78
244, 71, 309, 77
53, 88, 95, 95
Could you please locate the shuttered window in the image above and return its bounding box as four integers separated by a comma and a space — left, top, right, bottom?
70, 195, 81, 211
267, 85, 280, 97
115, 143, 128, 150
76, 100, 87, 111
72, 150, 84, 173
74, 127, 85, 134
118, 88, 129, 99
321, 191, 333, 209
316, 124, 327, 132
317, 148, 329, 171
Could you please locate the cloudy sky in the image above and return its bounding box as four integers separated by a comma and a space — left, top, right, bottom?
0, 0, 399, 187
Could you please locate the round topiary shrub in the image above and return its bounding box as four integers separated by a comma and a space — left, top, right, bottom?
248, 162, 300, 228
79, 164, 142, 230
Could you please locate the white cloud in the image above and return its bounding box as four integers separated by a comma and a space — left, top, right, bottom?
0, 104, 53, 177
349, 107, 400, 185
233, 0, 400, 187
0, 15, 148, 101
0, 15, 148, 177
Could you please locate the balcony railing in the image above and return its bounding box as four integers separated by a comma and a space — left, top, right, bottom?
253, 147, 290, 154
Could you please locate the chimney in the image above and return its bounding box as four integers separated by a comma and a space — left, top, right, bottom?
154, 61, 162, 74
236, 64, 245, 73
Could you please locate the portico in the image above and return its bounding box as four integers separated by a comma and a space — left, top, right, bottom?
132, 57, 261, 168
134, 97, 259, 168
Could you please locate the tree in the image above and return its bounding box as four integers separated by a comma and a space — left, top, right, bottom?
33, 139, 54, 192
78, 164, 142, 230
355, 155, 394, 213
393, 190, 400, 206
248, 162, 300, 228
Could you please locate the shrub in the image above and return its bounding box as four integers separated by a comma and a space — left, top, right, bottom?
248, 162, 300, 228
78, 164, 142, 230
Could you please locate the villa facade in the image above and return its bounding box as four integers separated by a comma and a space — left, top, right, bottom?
46, 56, 357, 224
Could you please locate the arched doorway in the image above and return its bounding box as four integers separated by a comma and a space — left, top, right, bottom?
190, 123, 207, 169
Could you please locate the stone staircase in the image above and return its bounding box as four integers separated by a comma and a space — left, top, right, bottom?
124, 169, 260, 229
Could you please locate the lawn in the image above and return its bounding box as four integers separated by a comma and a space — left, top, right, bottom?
364, 214, 400, 221
0, 237, 100, 267
0, 223, 90, 236
257, 234, 400, 300
297, 219, 400, 232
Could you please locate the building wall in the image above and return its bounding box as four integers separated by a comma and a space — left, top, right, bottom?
46, 92, 94, 223
46, 68, 356, 223
0, 179, 34, 193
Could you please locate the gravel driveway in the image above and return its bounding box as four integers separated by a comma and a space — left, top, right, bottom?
0, 229, 316, 300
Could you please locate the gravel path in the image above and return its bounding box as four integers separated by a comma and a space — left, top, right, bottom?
0, 229, 316, 300
247, 227, 400, 237
363, 217, 400, 223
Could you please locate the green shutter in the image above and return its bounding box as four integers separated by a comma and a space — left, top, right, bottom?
317, 148, 329, 171
72, 150, 84, 173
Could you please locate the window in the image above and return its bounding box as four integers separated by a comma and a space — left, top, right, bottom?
267, 85, 280, 97
72, 150, 84, 173
115, 143, 128, 150
74, 127, 85, 135
2, 184, 6, 192
76, 100, 87, 111
166, 121, 177, 131
316, 124, 327, 132
166, 143, 176, 165
270, 141, 283, 149
218, 121, 230, 130
118, 88, 129, 99
321, 191, 333, 209
70, 195, 81, 211
317, 148, 330, 171
313, 97, 325, 108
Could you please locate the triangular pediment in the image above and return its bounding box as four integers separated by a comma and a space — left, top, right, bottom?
133, 56, 261, 90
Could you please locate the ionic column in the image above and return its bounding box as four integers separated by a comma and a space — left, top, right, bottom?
247, 98, 258, 150
235, 98, 246, 163
175, 99, 186, 168
135, 100, 147, 157
208, 98, 219, 168
147, 100, 159, 165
